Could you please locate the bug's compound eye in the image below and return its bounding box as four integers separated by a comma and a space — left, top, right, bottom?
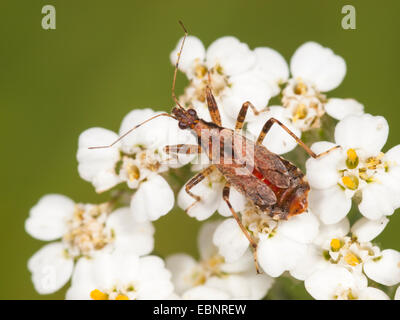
187, 109, 197, 117
178, 121, 189, 130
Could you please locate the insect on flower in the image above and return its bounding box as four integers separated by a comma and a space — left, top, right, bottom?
89, 21, 340, 273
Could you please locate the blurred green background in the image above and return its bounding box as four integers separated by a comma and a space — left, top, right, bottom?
1, 0, 399, 299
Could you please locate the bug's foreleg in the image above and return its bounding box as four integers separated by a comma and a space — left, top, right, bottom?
205, 87, 222, 126
222, 183, 261, 274
184, 165, 215, 213
235, 101, 266, 132
256, 117, 341, 158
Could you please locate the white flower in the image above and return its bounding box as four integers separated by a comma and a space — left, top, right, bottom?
170, 35, 273, 125
66, 251, 173, 300
25, 194, 154, 294
290, 217, 383, 281
305, 265, 389, 300
257, 42, 362, 131
325, 98, 364, 121
395, 286, 400, 300
77, 108, 196, 221
246, 106, 302, 154
306, 113, 400, 222
166, 221, 273, 299
363, 249, 400, 286
177, 170, 246, 220
213, 203, 319, 278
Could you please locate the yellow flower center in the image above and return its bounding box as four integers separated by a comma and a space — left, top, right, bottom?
346, 148, 359, 169
294, 80, 307, 95
90, 289, 108, 300
127, 164, 140, 181
292, 103, 308, 122
344, 252, 360, 266
195, 64, 208, 79
342, 175, 359, 190
366, 153, 384, 170
90, 289, 130, 300
330, 238, 342, 251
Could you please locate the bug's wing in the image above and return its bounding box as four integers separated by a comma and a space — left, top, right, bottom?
253, 144, 291, 188
216, 165, 277, 207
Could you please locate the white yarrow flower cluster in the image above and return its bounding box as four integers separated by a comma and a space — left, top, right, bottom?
166, 221, 273, 299
25, 32, 400, 300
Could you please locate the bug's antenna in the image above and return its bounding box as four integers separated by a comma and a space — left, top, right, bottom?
171, 20, 188, 110
88, 113, 176, 149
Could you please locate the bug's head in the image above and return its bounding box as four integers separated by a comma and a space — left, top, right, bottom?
287, 186, 309, 218
172, 107, 199, 130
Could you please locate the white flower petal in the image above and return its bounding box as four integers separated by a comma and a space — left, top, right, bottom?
386, 144, 400, 163
220, 249, 255, 274
77, 128, 122, 193
305, 265, 356, 300
278, 211, 319, 244
306, 141, 343, 189
206, 272, 272, 300
252, 47, 289, 95
351, 216, 389, 242
257, 234, 307, 277
170, 36, 206, 75
217, 187, 246, 217
246, 106, 300, 155
289, 245, 328, 281
242, 271, 274, 300
65, 258, 95, 300
177, 178, 223, 221
205, 275, 250, 299
130, 175, 174, 222
182, 285, 230, 300
25, 194, 74, 241
313, 218, 350, 247
359, 181, 396, 220
106, 207, 155, 256
222, 71, 272, 120
358, 287, 389, 300
309, 185, 351, 225
325, 98, 364, 120
197, 220, 220, 260
290, 41, 346, 92
364, 249, 400, 286
119, 108, 187, 153
334, 114, 388, 157
136, 256, 174, 299
206, 36, 256, 76
165, 254, 199, 295
28, 242, 73, 294
213, 218, 249, 263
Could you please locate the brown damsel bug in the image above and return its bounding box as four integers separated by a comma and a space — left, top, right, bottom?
90, 21, 340, 273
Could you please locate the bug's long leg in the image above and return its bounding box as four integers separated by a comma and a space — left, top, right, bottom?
222, 183, 261, 274
163, 144, 202, 155
205, 87, 222, 126
184, 165, 215, 213
88, 113, 177, 149
256, 117, 341, 158
235, 101, 267, 132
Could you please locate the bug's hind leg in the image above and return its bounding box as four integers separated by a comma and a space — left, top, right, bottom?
256, 117, 341, 158
184, 165, 215, 214
234, 101, 266, 132
222, 183, 261, 274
